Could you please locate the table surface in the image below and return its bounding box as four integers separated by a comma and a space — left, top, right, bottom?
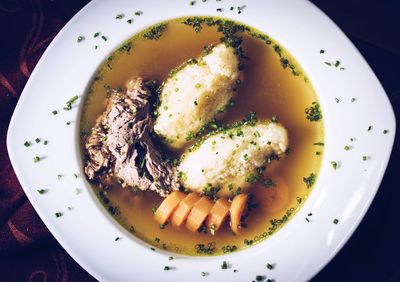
0, 1, 399, 281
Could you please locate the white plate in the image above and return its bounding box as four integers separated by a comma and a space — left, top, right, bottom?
7, 0, 396, 281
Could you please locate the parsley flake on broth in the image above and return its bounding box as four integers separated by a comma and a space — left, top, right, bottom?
79, 16, 324, 256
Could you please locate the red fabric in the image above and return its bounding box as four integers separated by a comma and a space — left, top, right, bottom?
0, 0, 94, 281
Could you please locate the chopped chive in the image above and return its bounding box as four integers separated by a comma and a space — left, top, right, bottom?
33, 156, 41, 163
308, 213, 313, 216
334, 97, 340, 103
115, 14, 124, 19
94, 32, 100, 38
164, 266, 170, 271
101, 35, 108, 41
134, 11, 143, 16
55, 212, 63, 218
313, 142, 324, 146
44, 140, 48, 145
190, 0, 196, 6
333, 218, 339, 224
37, 189, 47, 194
63, 95, 79, 110
271, 115, 278, 123
150, 247, 155, 251
77, 36, 85, 43
344, 145, 351, 151
75, 188, 81, 195
35, 138, 41, 143
331, 161, 338, 170
127, 19, 133, 24
57, 174, 63, 180
383, 129, 389, 134
73, 173, 78, 178
255, 275, 266, 281
367, 125, 372, 131
362, 156, 369, 161
66, 121, 72, 125
216, 8, 223, 12
305, 217, 310, 222
169, 256, 174, 260
221, 261, 228, 269
52, 110, 58, 115
201, 272, 209, 276
24, 141, 31, 147
351, 97, 356, 102
266, 263, 274, 270
320, 49, 325, 54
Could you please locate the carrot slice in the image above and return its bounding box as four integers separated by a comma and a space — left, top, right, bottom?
230, 193, 248, 234
154, 191, 186, 225
254, 176, 289, 213
171, 193, 201, 227
186, 196, 214, 232
206, 198, 230, 234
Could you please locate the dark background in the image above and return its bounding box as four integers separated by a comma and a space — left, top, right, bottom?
0, 0, 399, 281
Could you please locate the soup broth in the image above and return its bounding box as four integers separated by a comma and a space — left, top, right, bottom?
80, 17, 324, 255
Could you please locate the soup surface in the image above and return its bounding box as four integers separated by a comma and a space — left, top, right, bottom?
80, 17, 324, 256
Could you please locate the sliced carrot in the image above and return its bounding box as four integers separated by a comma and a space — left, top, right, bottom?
229, 193, 248, 234
254, 176, 289, 213
154, 191, 186, 225
186, 196, 214, 232
171, 193, 201, 227
206, 198, 230, 233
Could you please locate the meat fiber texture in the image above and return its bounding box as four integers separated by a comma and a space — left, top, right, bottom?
154, 43, 241, 149
84, 78, 179, 197
178, 122, 288, 197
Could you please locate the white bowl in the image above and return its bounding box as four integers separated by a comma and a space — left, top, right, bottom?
7, 0, 395, 281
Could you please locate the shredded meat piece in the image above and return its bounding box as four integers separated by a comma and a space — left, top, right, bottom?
84, 77, 179, 197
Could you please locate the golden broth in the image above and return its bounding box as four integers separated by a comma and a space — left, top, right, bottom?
80, 17, 324, 255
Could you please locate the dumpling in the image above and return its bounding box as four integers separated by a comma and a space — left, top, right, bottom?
178, 121, 288, 197
154, 43, 242, 149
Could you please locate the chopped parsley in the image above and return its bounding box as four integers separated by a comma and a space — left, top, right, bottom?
143, 24, 167, 40
305, 102, 322, 122
303, 173, 316, 188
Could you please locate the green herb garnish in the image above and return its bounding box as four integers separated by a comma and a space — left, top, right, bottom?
143, 23, 167, 40
37, 189, 47, 194
305, 102, 322, 122
115, 14, 124, 19
77, 36, 85, 43
33, 156, 41, 163
63, 95, 79, 111
333, 218, 339, 224
55, 212, 63, 218
221, 261, 228, 269
303, 173, 316, 188
24, 141, 31, 147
